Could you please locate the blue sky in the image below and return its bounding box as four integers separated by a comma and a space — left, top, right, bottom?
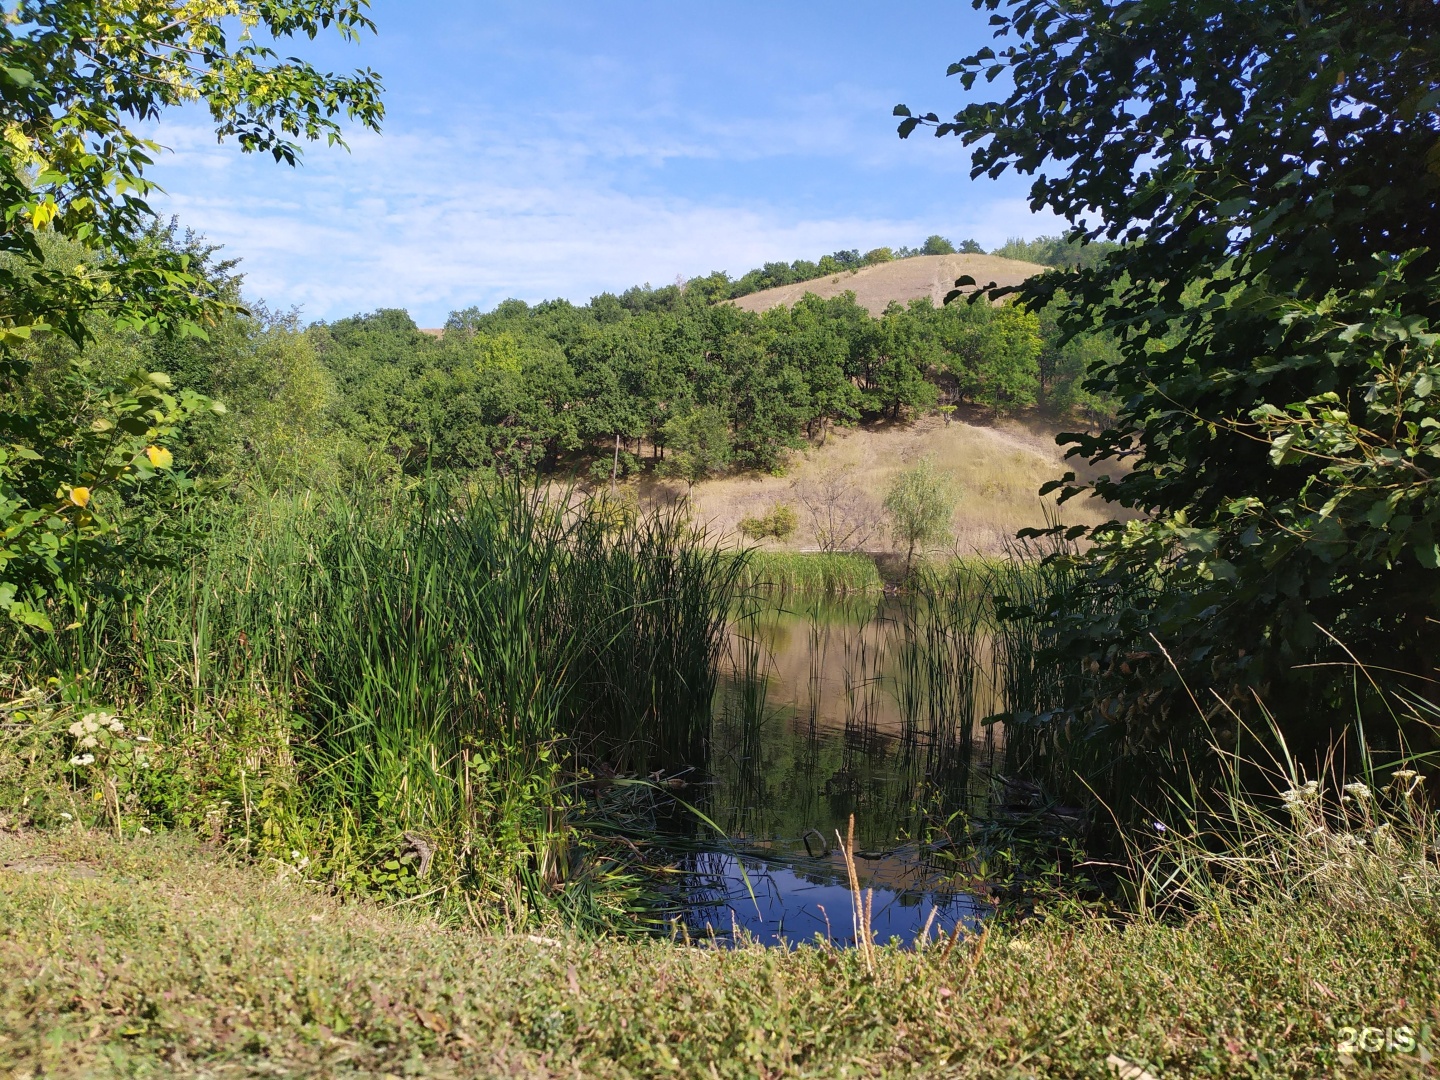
147, 1, 1060, 326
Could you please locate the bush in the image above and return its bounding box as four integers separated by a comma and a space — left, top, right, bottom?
738, 502, 798, 542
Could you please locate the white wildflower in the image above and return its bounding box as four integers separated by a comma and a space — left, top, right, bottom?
1343, 782, 1371, 800
69, 754, 94, 766
138, 826, 152, 835
1280, 780, 1320, 807
78, 735, 98, 749
59, 812, 73, 821
67, 720, 85, 738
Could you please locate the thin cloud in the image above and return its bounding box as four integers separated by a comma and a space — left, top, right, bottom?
145, 85, 1060, 324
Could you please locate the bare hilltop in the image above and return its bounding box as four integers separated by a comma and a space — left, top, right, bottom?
729, 252, 1049, 316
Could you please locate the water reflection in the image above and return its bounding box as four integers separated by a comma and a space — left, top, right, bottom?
681, 851, 988, 948
707, 592, 998, 851
683, 590, 1000, 946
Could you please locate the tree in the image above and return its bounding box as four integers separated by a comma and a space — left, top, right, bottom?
989, 235, 1119, 270
973, 305, 1041, 415
660, 406, 732, 491
883, 458, 956, 576
897, 0, 1440, 784
793, 464, 881, 553
1, 1, 383, 347
931, 297, 1039, 413
0, 2, 384, 629
921, 235, 956, 256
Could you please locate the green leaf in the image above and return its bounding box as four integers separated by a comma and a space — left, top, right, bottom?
1269, 432, 1299, 466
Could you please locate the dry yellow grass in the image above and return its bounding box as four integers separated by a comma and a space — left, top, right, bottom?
729, 253, 1049, 317
651, 410, 1124, 556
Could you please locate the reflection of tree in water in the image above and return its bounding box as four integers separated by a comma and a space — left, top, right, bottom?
706, 589, 997, 855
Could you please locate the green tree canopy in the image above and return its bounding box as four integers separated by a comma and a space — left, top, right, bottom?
0, 0, 384, 628
1, 0, 384, 347
898, 0, 1440, 780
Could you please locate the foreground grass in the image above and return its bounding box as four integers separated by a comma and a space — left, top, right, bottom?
1, 831, 1435, 1078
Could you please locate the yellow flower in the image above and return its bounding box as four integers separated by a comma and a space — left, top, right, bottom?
69, 486, 91, 508
146, 445, 174, 469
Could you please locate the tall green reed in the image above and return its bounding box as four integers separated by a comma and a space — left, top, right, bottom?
11, 480, 745, 926
727, 551, 883, 595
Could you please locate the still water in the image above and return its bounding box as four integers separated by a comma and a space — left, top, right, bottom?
681, 593, 1000, 947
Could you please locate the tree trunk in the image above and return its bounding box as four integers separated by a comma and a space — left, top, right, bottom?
611, 432, 620, 491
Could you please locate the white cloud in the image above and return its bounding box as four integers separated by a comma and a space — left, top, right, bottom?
146, 109, 1062, 325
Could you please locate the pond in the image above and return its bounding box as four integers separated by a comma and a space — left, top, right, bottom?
677, 592, 1002, 947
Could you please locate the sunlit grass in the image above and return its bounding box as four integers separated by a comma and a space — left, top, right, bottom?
1, 827, 1434, 1078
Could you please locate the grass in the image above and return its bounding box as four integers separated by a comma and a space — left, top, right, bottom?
686, 412, 1123, 557
728, 550, 883, 594
1, 827, 1436, 1078
4, 480, 745, 931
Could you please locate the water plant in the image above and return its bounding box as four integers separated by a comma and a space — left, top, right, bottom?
3, 480, 745, 929
726, 551, 882, 595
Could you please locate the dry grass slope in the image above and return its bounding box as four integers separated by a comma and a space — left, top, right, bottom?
729, 254, 1049, 317
681, 412, 1123, 557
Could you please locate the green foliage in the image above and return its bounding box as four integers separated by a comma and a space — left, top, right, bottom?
943, 302, 1041, 415
0, 1, 385, 629
883, 458, 957, 575
989, 235, 1118, 271
313, 284, 1084, 483
0, 0, 383, 349
737, 502, 798, 542
899, 0, 1440, 774
661, 406, 733, 487
0, 359, 220, 629
727, 550, 883, 594
5, 482, 745, 923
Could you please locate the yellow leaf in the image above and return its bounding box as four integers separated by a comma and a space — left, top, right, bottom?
69, 486, 91, 508
146, 446, 174, 470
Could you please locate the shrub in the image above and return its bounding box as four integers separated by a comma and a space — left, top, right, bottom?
738, 503, 798, 542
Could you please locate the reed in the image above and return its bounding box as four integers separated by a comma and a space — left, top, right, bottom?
1125, 697, 1440, 924
836, 812, 876, 971
8, 480, 745, 928
727, 551, 882, 595
981, 541, 1175, 817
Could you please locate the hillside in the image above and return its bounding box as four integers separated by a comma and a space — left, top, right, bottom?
729, 253, 1049, 316
628, 409, 1125, 557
